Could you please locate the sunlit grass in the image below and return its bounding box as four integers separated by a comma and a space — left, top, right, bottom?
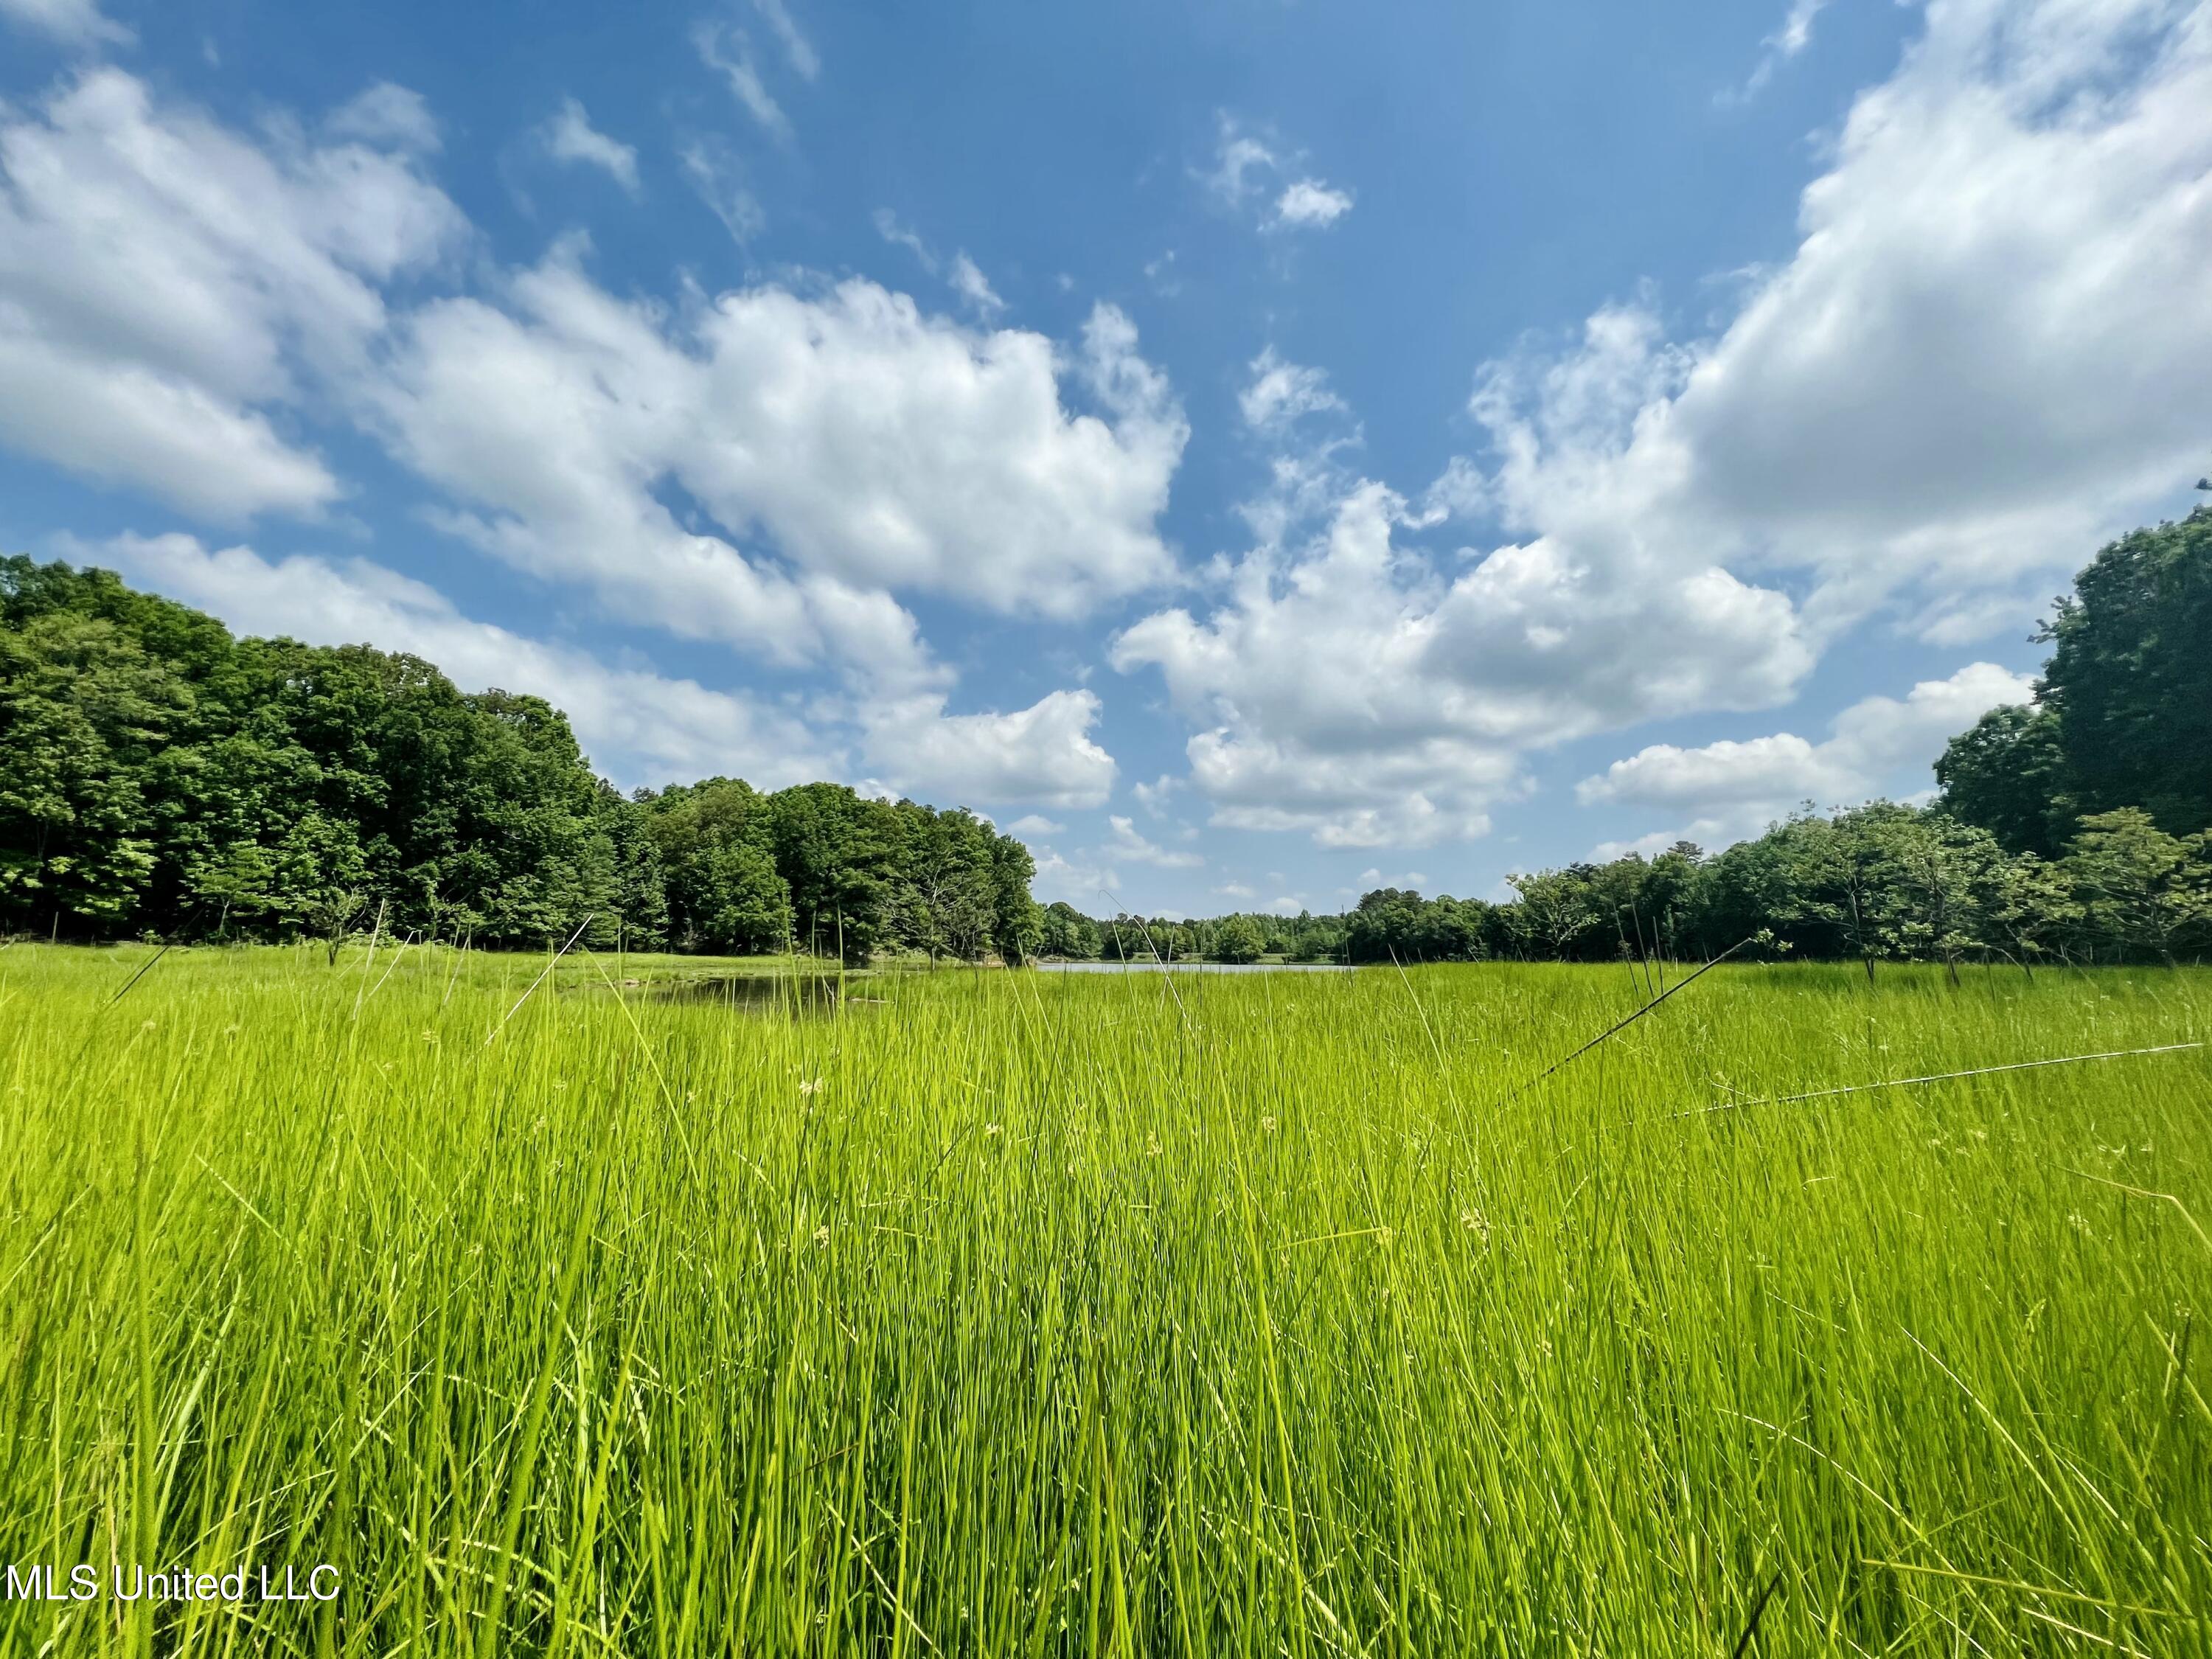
1, 943, 2208, 1655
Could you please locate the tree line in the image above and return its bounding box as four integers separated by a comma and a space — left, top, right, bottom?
4, 504, 2205, 967
0, 557, 1036, 964
1054, 507, 2212, 970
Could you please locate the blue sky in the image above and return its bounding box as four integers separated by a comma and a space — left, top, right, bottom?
3, 0, 2208, 917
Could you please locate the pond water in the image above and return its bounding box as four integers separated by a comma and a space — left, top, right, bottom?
1038, 961, 1354, 974
630, 974, 851, 1009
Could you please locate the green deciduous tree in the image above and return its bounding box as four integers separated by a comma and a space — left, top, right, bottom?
987, 832, 1040, 966
0, 611, 192, 930
2039, 509, 2212, 835
2062, 808, 2211, 963
1212, 913, 1265, 964
642, 779, 793, 955
1935, 703, 2068, 857
1941, 508, 2212, 852
1038, 900, 1101, 960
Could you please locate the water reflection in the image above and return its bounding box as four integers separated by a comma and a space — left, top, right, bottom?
645, 973, 851, 1009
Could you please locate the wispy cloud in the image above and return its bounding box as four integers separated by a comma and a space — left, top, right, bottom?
873, 207, 935, 271
949, 251, 1004, 319
751, 0, 818, 80
328, 82, 441, 153
873, 212, 1004, 317
0, 0, 132, 48
1239, 348, 1346, 434
1197, 114, 1354, 234
1728, 0, 1831, 103
694, 18, 793, 144
1198, 118, 1278, 208
681, 138, 765, 241
540, 97, 639, 195
1104, 815, 1203, 869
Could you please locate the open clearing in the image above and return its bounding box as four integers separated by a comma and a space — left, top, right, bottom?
2, 945, 2208, 1655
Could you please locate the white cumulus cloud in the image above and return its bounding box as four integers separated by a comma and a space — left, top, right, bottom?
1122, 0, 2212, 851
1113, 480, 1806, 848
369, 254, 1185, 662
0, 66, 1145, 821
1578, 661, 2037, 850
0, 69, 463, 521
1486, 0, 2212, 646
860, 689, 1116, 810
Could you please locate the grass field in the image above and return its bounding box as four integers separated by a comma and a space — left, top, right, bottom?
1, 942, 2208, 1656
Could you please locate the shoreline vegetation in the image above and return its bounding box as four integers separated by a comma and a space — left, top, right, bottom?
5, 507, 2209, 971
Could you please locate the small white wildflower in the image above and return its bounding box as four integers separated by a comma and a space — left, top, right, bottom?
1259, 1115, 1278, 1133
813, 1225, 830, 1247
799, 1078, 824, 1096
984, 1122, 1002, 1138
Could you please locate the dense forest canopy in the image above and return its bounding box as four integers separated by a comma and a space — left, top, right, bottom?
0, 556, 1035, 963
3, 506, 2207, 964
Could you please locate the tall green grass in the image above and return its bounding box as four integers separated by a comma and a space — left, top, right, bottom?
1, 943, 2207, 1655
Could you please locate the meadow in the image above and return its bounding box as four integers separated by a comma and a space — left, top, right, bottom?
0, 942, 2207, 1656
